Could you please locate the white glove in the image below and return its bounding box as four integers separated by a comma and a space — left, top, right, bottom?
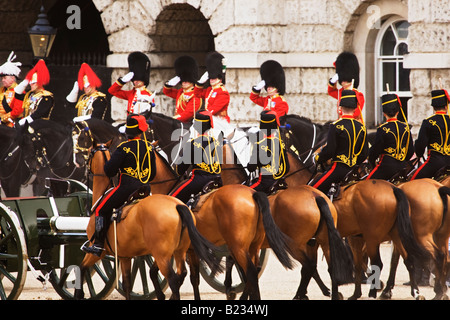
121, 72, 134, 83
329, 73, 339, 85
248, 126, 260, 134
19, 115, 33, 126
14, 79, 29, 94
198, 71, 209, 84
66, 81, 79, 103
167, 76, 180, 86
119, 124, 126, 134
73, 115, 91, 122
254, 80, 266, 91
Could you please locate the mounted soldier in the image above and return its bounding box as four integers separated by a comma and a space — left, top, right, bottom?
366, 93, 414, 180
82, 114, 155, 257
311, 89, 368, 195
0, 51, 26, 127
327, 51, 365, 122
194, 51, 232, 139
17, 59, 54, 126
170, 110, 221, 204
247, 110, 289, 194
411, 88, 450, 180
250, 60, 289, 125
108, 51, 155, 115
163, 55, 201, 123
65, 63, 111, 123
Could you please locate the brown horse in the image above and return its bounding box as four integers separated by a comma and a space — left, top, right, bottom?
380, 178, 450, 300
221, 141, 354, 300
75, 141, 223, 300
144, 145, 294, 300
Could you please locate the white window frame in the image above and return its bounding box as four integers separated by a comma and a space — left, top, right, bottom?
374, 16, 412, 125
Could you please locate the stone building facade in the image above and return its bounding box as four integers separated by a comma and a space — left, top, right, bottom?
1, 0, 449, 135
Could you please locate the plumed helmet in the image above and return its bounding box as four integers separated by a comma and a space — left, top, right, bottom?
128, 52, 151, 86
25, 59, 50, 86
334, 52, 360, 89
78, 63, 102, 90
431, 89, 450, 108
125, 113, 148, 137
0, 51, 21, 77
175, 55, 199, 84
205, 51, 226, 84
260, 60, 286, 95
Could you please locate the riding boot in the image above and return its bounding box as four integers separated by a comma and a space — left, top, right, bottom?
81, 216, 106, 257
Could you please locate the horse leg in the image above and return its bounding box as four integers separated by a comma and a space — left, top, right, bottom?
186, 249, 201, 300
224, 255, 237, 300
292, 247, 317, 300
74, 253, 101, 299
158, 257, 182, 300
380, 245, 400, 299
366, 244, 383, 299
120, 258, 133, 300
149, 262, 166, 300
347, 236, 365, 300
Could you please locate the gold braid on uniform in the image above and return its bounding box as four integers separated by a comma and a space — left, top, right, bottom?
122, 127, 153, 183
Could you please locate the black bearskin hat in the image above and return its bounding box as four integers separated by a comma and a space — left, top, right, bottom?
259, 110, 280, 130
175, 55, 199, 84
206, 51, 226, 84
381, 93, 401, 115
339, 90, 358, 109
260, 60, 286, 95
334, 52, 360, 89
128, 52, 151, 86
431, 89, 450, 108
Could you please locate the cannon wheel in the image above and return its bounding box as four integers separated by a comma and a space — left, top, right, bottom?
199, 247, 269, 294
0, 204, 28, 300
47, 254, 117, 300
115, 255, 170, 300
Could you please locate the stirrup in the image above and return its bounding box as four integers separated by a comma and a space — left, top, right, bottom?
81, 240, 104, 257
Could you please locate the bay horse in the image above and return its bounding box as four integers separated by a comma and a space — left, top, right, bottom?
380, 178, 450, 300
221, 141, 354, 300
74, 141, 223, 300
149, 145, 295, 300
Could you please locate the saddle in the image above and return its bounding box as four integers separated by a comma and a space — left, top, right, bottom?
186, 176, 223, 211
267, 178, 288, 195
434, 165, 450, 182
112, 185, 152, 222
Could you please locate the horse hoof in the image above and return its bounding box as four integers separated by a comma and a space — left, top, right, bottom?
332, 292, 344, 300
293, 295, 309, 300
379, 290, 392, 300
432, 294, 448, 300
226, 291, 237, 300
416, 295, 426, 301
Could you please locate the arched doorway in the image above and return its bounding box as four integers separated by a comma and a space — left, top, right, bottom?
374, 17, 411, 124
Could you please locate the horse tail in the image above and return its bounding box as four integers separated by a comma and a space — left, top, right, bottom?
315, 195, 354, 285
252, 192, 294, 270
438, 186, 450, 226
392, 186, 430, 264
176, 204, 224, 275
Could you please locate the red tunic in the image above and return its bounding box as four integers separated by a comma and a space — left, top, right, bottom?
108, 81, 154, 114
163, 86, 201, 123
328, 84, 365, 120
250, 90, 289, 118
194, 83, 230, 122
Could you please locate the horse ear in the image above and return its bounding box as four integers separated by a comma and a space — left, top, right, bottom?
105, 139, 113, 148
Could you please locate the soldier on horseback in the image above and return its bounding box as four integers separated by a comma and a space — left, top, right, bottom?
108, 51, 155, 115
16, 59, 55, 126
366, 93, 414, 180
411, 88, 450, 180
170, 110, 221, 204
247, 110, 289, 194
163, 55, 201, 123
311, 89, 368, 195
65, 63, 111, 123
82, 114, 155, 257
0, 51, 26, 127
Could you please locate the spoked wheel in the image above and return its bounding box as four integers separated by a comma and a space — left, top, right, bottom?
199, 246, 269, 294
116, 255, 170, 300
47, 255, 117, 300
0, 204, 28, 300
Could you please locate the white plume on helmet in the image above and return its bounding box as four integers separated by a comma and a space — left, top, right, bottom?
0, 51, 22, 77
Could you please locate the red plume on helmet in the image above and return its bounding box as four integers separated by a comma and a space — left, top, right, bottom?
25, 59, 50, 86
78, 63, 102, 90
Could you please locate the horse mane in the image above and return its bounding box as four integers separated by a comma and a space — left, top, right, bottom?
286, 114, 324, 129
154, 149, 179, 178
